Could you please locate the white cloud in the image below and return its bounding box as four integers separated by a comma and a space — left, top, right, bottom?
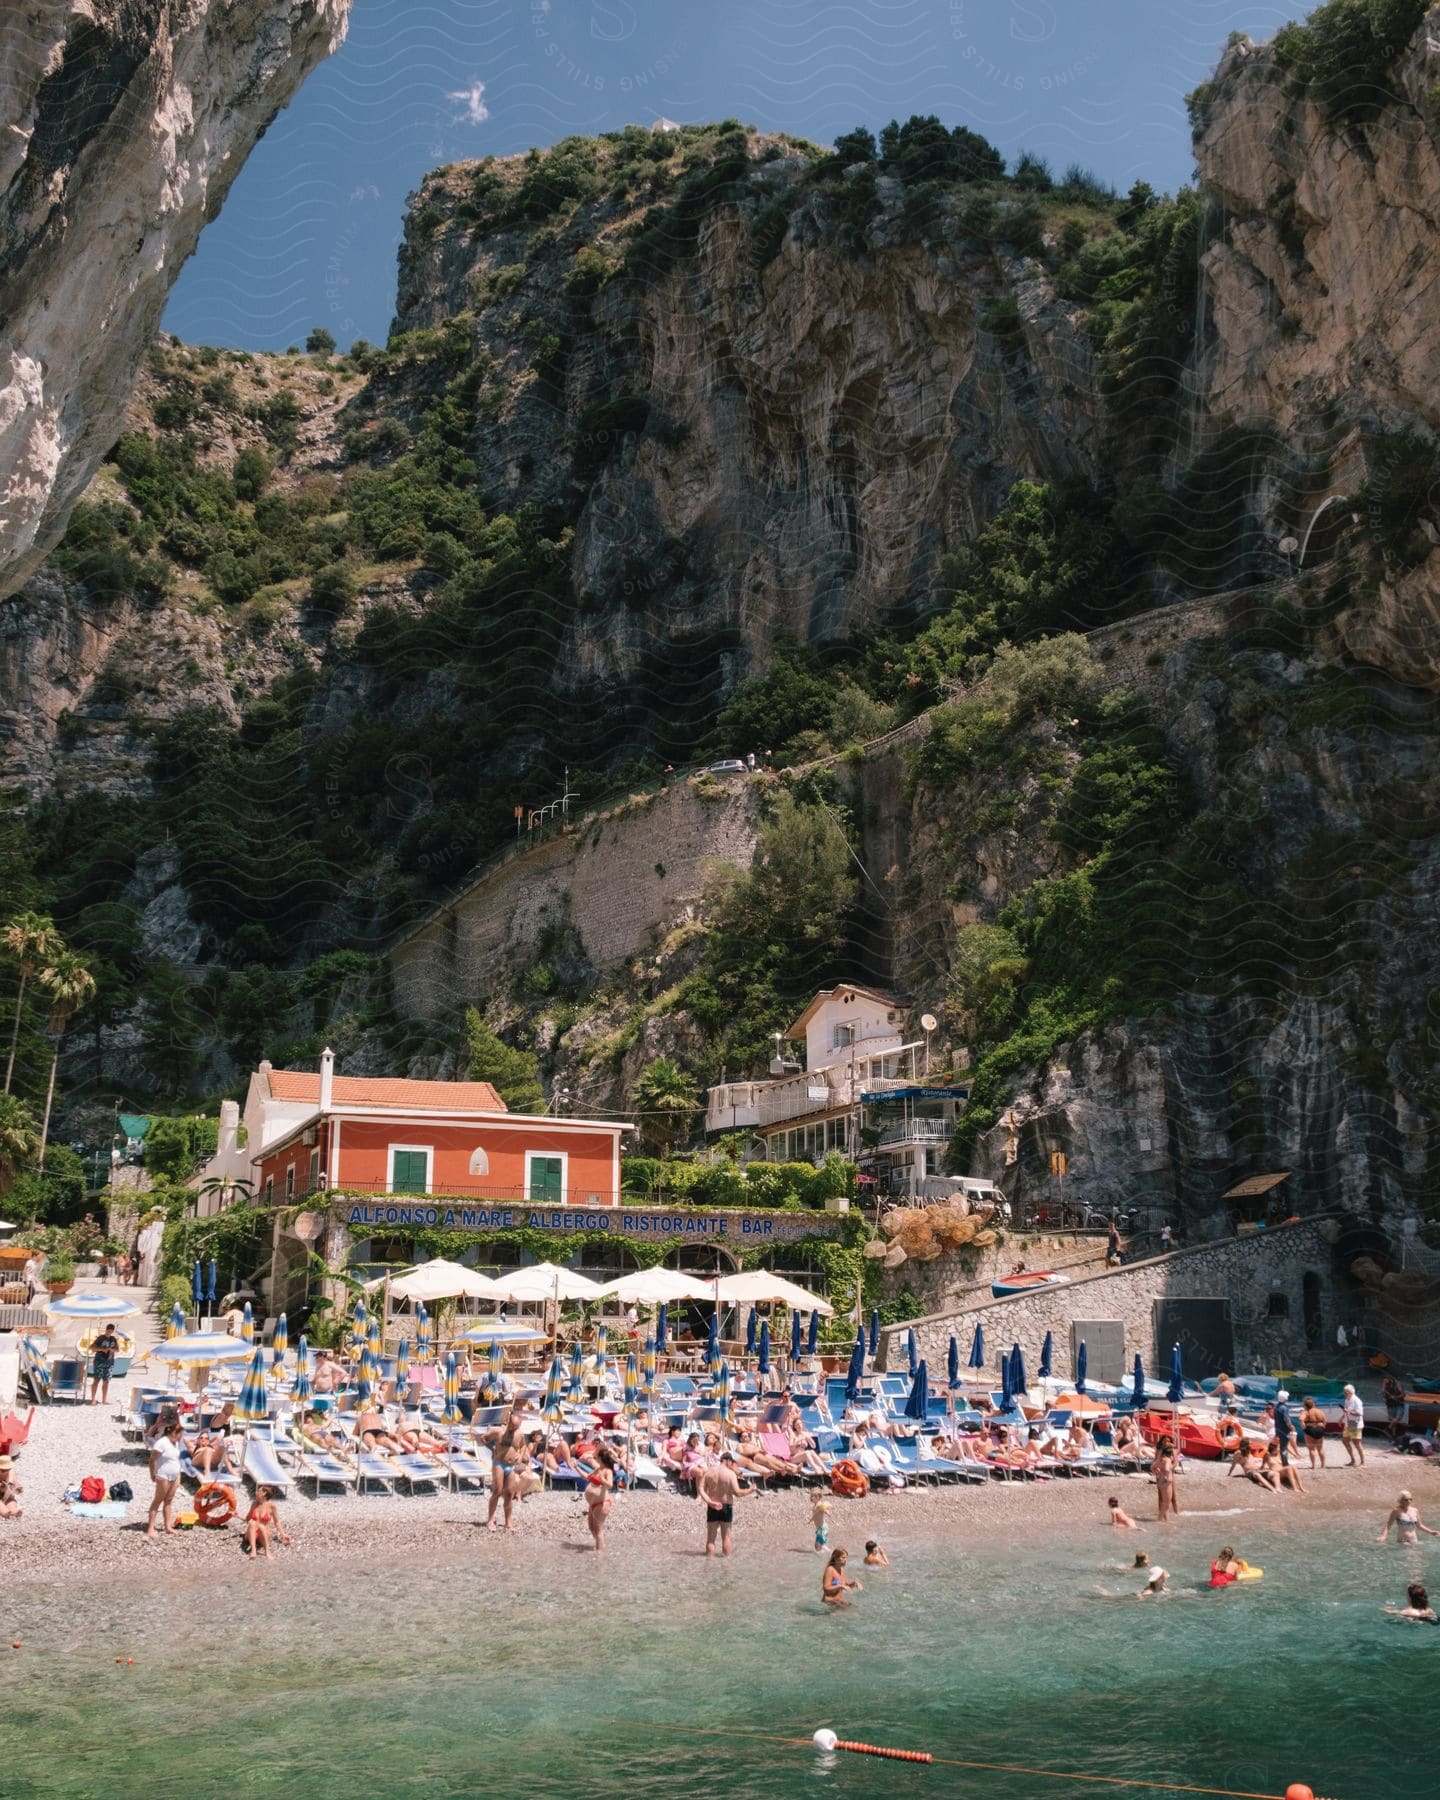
349, 182, 381, 202
447, 79, 489, 126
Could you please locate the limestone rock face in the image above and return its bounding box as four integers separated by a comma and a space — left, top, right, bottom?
0, 0, 350, 598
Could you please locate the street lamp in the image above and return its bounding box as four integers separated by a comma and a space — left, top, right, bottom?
920, 1014, 936, 1077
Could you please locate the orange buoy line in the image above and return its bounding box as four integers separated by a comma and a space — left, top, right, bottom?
606, 1720, 1337, 1799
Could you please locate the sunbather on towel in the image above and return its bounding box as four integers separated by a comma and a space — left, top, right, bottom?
355, 1410, 405, 1453
185, 1424, 238, 1479
732, 1428, 782, 1478
298, 1410, 350, 1454
393, 1417, 447, 1454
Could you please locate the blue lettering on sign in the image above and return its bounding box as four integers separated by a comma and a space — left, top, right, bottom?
344, 1203, 824, 1242
741, 1217, 774, 1236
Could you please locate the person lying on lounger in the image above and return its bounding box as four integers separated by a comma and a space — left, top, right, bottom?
354, 1410, 406, 1453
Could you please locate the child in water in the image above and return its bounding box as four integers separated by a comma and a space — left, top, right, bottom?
822, 1547, 862, 1607
863, 1540, 890, 1566
812, 1494, 830, 1551
1139, 1566, 1169, 1597
1108, 1494, 1140, 1529
1385, 1583, 1437, 1623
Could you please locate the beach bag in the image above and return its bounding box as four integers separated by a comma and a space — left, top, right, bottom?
109, 1480, 133, 1502
79, 1475, 105, 1503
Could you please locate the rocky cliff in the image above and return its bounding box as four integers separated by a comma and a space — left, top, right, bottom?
0, 0, 350, 598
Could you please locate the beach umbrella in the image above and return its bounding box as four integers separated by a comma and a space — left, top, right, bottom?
235, 1346, 270, 1422
715, 1360, 731, 1423
46, 1291, 139, 1319
624, 1352, 640, 1415
484, 1339, 505, 1404
594, 1321, 609, 1387
706, 1310, 720, 1374
869, 1308, 880, 1356
790, 1309, 802, 1361
192, 1261, 204, 1310
168, 1300, 184, 1340
905, 1359, 930, 1421
1130, 1353, 1146, 1411
745, 1308, 758, 1355
845, 1331, 865, 1404
907, 1329, 918, 1377
1075, 1339, 1088, 1396
947, 1335, 960, 1388
367, 1313, 382, 1355
1010, 1342, 1027, 1397
1038, 1330, 1053, 1380
146, 1331, 252, 1368
566, 1340, 584, 1404
968, 1323, 985, 1370
349, 1298, 365, 1349
655, 1302, 668, 1354
1166, 1341, 1185, 1406
456, 1319, 546, 1346
270, 1311, 288, 1379
206, 1259, 218, 1307
999, 1351, 1013, 1414
806, 1309, 819, 1356
758, 1320, 771, 1378
241, 1301, 254, 1345
542, 1355, 565, 1424
291, 1336, 312, 1412
415, 1301, 432, 1362
441, 1350, 462, 1425
355, 1342, 379, 1409
642, 1332, 657, 1396
393, 1335, 411, 1399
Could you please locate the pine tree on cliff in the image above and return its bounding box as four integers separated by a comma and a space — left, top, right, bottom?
464, 1009, 546, 1113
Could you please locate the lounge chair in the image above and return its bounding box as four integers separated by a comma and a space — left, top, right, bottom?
389, 1451, 447, 1494
240, 1438, 293, 1494
446, 1447, 491, 1492
354, 1450, 401, 1495
296, 1452, 357, 1495
48, 1359, 86, 1403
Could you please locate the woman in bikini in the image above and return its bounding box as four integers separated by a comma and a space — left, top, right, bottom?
1377, 1489, 1440, 1544
585, 1445, 617, 1551
1152, 1435, 1179, 1522
243, 1485, 293, 1560
822, 1547, 862, 1607
1300, 1397, 1328, 1469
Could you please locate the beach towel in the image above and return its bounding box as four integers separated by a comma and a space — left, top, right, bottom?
66, 1500, 129, 1518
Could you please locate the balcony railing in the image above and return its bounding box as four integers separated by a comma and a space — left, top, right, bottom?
873, 1119, 953, 1148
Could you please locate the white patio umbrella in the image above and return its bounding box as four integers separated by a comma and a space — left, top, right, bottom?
712, 1270, 835, 1315
368, 1259, 501, 1303
485, 1262, 605, 1303
591, 1267, 716, 1304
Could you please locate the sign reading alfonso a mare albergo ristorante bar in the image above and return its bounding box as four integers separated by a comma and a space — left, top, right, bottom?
341, 1202, 840, 1242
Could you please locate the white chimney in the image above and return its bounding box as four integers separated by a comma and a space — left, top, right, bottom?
218, 1098, 239, 1159
318, 1046, 334, 1113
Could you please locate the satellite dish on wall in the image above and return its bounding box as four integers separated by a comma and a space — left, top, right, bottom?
921, 1014, 937, 1033
292, 1211, 324, 1243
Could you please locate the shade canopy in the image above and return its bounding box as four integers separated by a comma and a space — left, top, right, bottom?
486, 1262, 605, 1303
374, 1259, 501, 1303
712, 1271, 834, 1315
46, 1291, 140, 1319
146, 1331, 253, 1366
455, 1319, 549, 1345
590, 1266, 715, 1304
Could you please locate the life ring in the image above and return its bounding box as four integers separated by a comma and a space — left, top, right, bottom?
1216, 1419, 1244, 1453
830, 1460, 870, 1499
194, 1483, 237, 1528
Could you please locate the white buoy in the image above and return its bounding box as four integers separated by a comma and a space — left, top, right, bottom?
813, 1729, 838, 1751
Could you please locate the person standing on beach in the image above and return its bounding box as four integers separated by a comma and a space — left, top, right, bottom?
700, 1452, 752, 1557
1300, 1398, 1327, 1469
88, 1322, 120, 1406
486, 1410, 528, 1532
145, 1420, 183, 1539
585, 1445, 616, 1552
1341, 1385, 1366, 1466
1274, 1390, 1294, 1466
1152, 1436, 1179, 1522
1382, 1372, 1408, 1443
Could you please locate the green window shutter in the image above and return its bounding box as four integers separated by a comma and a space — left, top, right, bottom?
528, 1156, 563, 1202
392, 1149, 429, 1194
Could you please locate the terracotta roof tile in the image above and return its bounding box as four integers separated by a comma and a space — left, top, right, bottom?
269, 1071, 507, 1113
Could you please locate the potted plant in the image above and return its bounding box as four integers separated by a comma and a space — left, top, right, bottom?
45, 1253, 76, 1297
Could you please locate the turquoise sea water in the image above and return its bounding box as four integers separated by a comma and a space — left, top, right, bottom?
6, 1506, 1432, 1798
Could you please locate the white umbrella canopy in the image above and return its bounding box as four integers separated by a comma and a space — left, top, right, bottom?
712, 1270, 835, 1315
591, 1267, 716, 1304
486, 1261, 605, 1303
371, 1259, 501, 1303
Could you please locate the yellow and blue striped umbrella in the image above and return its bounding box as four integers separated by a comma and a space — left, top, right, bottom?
415, 1301, 431, 1362
567, 1341, 585, 1403
441, 1350, 462, 1425
393, 1335, 411, 1398
642, 1333, 657, 1396
235, 1346, 270, 1421
541, 1355, 565, 1424
240, 1301, 254, 1345
147, 1332, 252, 1368
355, 1342, 379, 1409
291, 1336, 312, 1410
270, 1311, 288, 1378
350, 1299, 366, 1352
715, 1360, 732, 1424
167, 1301, 184, 1340
623, 1353, 639, 1416
367, 1313, 382, 1355
485, 1338, 504, 1404
594, 1322, 608, 1387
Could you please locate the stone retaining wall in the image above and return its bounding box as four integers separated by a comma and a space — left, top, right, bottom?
878, 1219, 1342, 1377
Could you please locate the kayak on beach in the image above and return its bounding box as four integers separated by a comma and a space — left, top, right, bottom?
990, 1271, 1070, 1299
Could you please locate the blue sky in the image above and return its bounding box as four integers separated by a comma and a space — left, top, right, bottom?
165, 0, 1296, 351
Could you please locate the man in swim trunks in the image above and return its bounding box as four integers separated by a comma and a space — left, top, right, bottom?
88, 1322, 121, 1405
699, 1452, 753, 1558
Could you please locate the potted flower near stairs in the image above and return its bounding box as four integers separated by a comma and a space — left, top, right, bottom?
45, 1253, 76, 1298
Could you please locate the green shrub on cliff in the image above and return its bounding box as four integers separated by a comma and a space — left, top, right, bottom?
1273, 0, 1428, 121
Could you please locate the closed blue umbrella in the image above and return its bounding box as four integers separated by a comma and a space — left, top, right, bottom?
845, 1331, 865, 1403
241, 1301, 254, 1345
594, 1322, 609, 1388
441, 1350, 462, 1425
393, 1335, 411, 1399
715, 1359, 731, 1423
1010, 1341, 1026, 1398
907, 1329, 918, 1377
235, 1346, 270, 1421
1166, 1341, 1185, 1405
999, 1351, 1013, 1413
1130, 1353, 1146, 1411
904, 1359, 929, 1421
757, 1320, 771, 1378
1038, 1330, 1053, 1380
806, 1309, 819, 1356
270, 1311, 288, 1379
706, 1312, 721, 1379
745, 1308, 757, 1355
968, 1323, 985, 1370
642, 1333, 657, 1396
542, 1355, 565, 1424
790, 1310, 801, 1361
192, 1261, 204, 1309
349, 1299, 364, 1350
415, 1301, 431, 1362
484, 1339, 504, 1404
656, 1302, 668, 1354
355, 1342, 378, 1409
567, 1340, 585, 1404
168, 1300, 184, 1341
1076, 1339, 1088, 1396
623, 1353, 640, 1416
869, 1309, 879, 1356
291, 1336, 312, 1411
947, 1334, 960, 1388
206, 1258, 218, 1306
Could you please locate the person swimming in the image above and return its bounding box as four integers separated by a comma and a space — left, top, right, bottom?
1385, 1582, 1437, 1623
1208, 1546, 1242, 1588
863, 1540, 889, 1566
822, 1547, 862, 1607
1139, 1566, 1169, 1597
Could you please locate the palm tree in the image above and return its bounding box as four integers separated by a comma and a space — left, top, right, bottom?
3, 912, 62, 1094
632, 1057, 700, 1157
36, 951, 96, 1170
0, 1092, 41, 1192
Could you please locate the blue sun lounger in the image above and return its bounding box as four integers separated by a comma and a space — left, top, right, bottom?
296, 1452, 356, 1495
354, 1450, 400, 1495
240, 1437, 293, 1494
446, 1448, 490, 1492
391, 1452, 446, 1494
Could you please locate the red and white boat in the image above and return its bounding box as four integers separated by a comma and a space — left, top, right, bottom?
991, 1270, 1070, 1299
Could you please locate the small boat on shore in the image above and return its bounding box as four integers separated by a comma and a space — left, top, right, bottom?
1137, 1407, 1241, 1461
991, 1270, 1070, 1299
